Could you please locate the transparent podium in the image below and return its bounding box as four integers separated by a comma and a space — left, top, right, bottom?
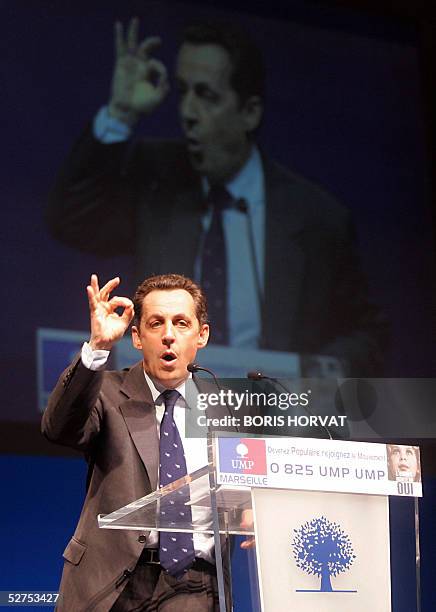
98, 436, 422, 612
99, 462, 253, 611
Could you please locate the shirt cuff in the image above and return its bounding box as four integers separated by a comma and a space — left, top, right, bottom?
93, 105, 132, 143
81, 342, 110, 371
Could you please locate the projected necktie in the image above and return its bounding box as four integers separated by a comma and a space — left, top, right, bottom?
200, 186, 234, 345
158, 389, 195, 577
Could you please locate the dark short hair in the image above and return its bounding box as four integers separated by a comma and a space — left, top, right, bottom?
181, 21, 265, 106
133, 274, 208, 327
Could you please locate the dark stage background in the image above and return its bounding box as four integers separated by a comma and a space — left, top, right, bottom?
1, 0, 435, 609
3, 0, 435, 425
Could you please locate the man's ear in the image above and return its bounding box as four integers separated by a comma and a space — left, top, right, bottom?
242, 96, 263, 133
197, 324, 210, 350
131, 325, 142, 351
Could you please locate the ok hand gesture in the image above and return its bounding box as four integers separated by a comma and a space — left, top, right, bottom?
87, 275, 134, 350
108, 17, 169, 124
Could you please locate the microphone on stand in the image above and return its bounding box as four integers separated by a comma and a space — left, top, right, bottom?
187, 363, 239, 433
187, 362, 221, 391
236, 198, 264, 347
246, 370, 333, 440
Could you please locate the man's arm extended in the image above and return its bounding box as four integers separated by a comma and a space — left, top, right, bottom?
46, 18, 170, 254
41, 275, 134, 449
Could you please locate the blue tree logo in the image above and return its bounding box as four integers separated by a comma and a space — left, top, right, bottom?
292, 516, 357, 593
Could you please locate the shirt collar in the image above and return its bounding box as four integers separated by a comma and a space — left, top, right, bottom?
143, 370, 190, 404
201, 145, 264, 210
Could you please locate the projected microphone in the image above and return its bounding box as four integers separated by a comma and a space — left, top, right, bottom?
247, 370, 333, 439
236, 198, 264, 346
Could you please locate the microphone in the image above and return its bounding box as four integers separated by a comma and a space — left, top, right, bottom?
247, 370, 264, 381
246, 370, 333, 440
236, 198, 264, 347
187, 363, 239, 433
187, 362, 221, 390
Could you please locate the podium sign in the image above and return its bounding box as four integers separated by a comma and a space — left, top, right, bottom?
215, 437, 423, 498
98, 437, 421, 612
253, 488, 391, 611
213, 437, 420, 611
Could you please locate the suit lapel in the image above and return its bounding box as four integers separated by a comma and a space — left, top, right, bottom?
262, 159, 307, 351
136, 159, 204, 279
119, 362, 160, 490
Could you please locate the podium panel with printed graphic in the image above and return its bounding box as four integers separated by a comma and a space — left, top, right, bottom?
98, 436, 422, 612
253, 488, 390, 611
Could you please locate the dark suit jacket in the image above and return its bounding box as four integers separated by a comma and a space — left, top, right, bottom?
42, 356, 164, 611
47, 130, 386, 374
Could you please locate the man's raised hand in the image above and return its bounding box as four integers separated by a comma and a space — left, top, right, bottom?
108, 17, 169, 124
87, 275, 134, 350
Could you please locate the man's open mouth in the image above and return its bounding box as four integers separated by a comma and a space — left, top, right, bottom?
186, 137, 202, 152
161, 352, 177, 363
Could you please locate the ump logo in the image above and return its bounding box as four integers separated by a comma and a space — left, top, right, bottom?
218, 438, 267, 475
292, 516, 357, 593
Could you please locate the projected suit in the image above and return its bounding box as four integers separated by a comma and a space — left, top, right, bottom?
47, 131, 384, 374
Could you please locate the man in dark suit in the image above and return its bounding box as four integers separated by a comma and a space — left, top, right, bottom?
46, 20, 385, 374
42, 273, 231, 611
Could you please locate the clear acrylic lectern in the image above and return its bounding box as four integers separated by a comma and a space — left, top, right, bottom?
98, 435, 421, 612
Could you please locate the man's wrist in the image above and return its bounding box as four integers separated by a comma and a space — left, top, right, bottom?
82, 342, 110, 371
89, 337, 114, 351
93, 105, 132, 143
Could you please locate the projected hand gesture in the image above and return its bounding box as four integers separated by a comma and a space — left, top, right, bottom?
108, 17, 169, 123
